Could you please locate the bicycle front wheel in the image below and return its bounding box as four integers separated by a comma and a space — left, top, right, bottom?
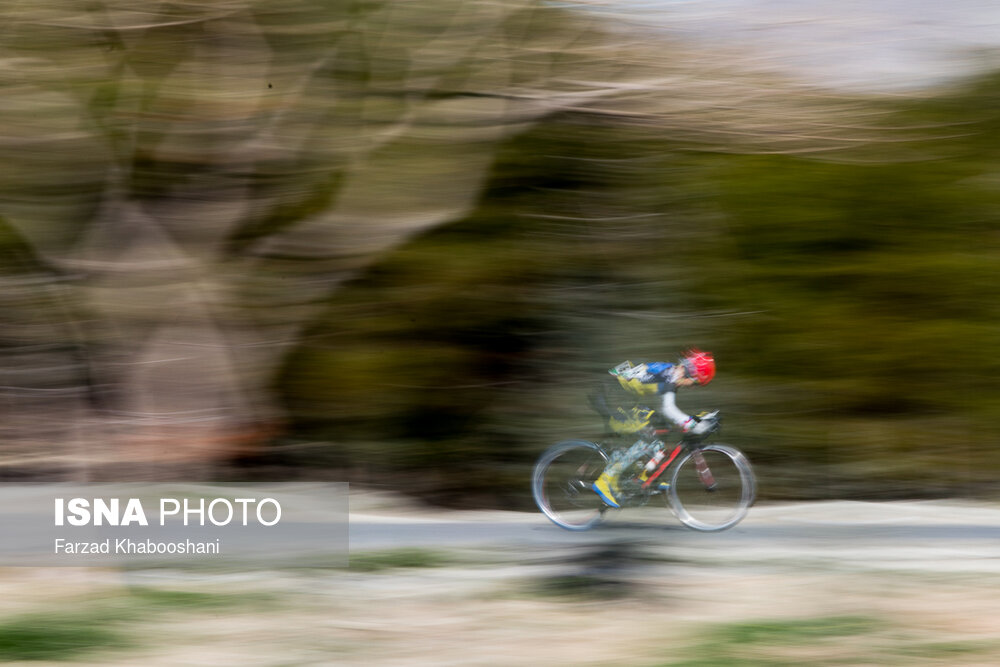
668, 443, 755, 532
532, 440, 610, 531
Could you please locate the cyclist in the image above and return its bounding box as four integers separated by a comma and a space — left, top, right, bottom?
591, 349, 717, 508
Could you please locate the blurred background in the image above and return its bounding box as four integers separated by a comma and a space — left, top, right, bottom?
0, 0, 998, 507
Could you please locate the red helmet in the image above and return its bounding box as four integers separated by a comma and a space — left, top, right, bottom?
681, 349, 715, 385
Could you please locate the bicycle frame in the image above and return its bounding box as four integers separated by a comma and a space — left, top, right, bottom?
640, 443, 683, 490
617, 422, 723, 503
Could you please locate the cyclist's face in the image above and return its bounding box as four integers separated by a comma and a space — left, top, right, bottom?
674, 365, 696, 387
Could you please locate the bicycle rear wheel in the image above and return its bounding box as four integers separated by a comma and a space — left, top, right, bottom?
532, 440, 609, 531
667, 443, 755, 532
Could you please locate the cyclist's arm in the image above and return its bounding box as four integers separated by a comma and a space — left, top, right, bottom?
660, 390, 696, 431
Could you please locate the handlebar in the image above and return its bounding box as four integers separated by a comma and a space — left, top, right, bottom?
683, 410, 721, 443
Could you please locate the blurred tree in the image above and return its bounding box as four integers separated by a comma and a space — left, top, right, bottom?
0, 0, 740, 472
0, 0, 865, 475
0, 0, 629, 471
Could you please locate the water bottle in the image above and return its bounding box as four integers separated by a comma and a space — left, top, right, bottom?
644, 448, 666, 474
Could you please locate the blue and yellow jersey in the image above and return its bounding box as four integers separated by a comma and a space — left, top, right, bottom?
609, 361, 676, 396
588, 360, 679, 435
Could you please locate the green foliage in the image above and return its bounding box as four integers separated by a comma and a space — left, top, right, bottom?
0, 587, 269, 662
662, 615, 996, 667
0, 612, 126, 662
124, 587, 271, 611
712, 616, 879, 646
349, 548, 452, 572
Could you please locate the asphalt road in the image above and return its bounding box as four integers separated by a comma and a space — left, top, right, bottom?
349, 500, 1000, 573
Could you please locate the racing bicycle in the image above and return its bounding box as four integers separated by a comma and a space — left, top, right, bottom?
531, 412, 755, 531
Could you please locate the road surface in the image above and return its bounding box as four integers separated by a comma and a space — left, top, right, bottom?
350, 498, 1000, 573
